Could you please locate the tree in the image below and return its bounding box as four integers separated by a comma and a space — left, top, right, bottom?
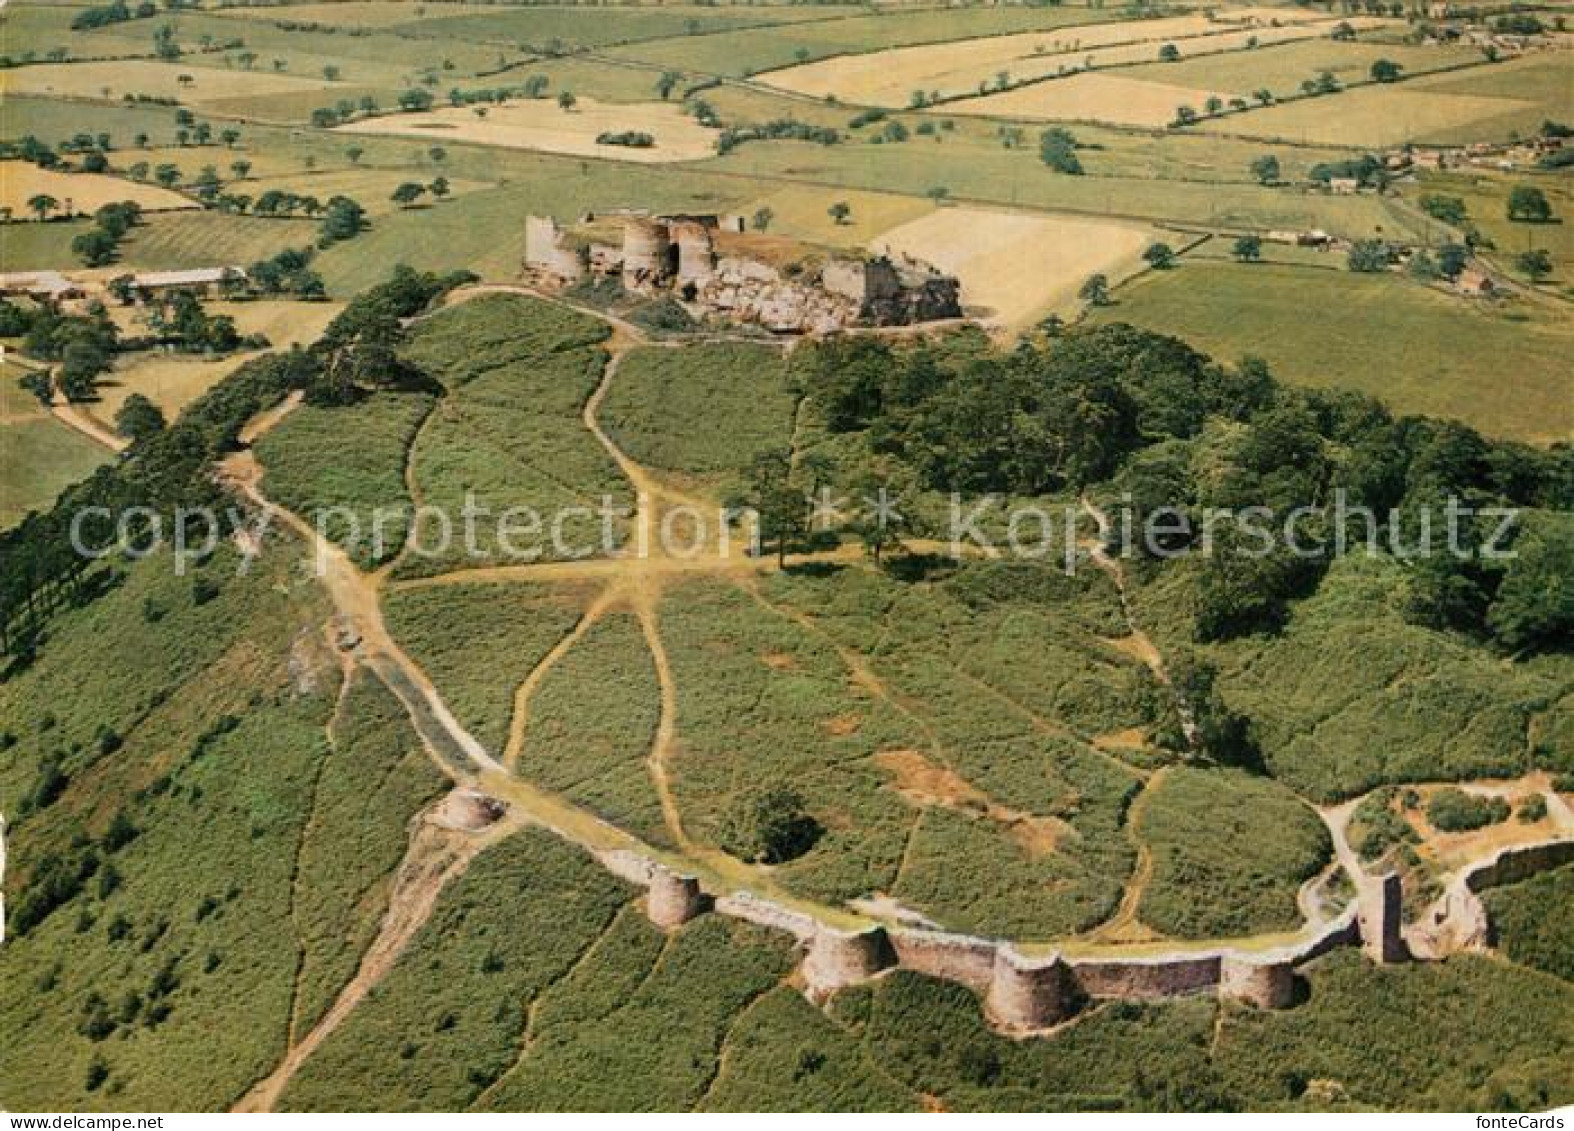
1079, 272, 1110, 305
1143, 242, 1176, 269
1232, 235, 1262, 262
1172, 105, 1197, 126
322, 64, 340, 81
1487, 516, 1573, 652
1419, 193, 1467, 226
345, 145, 364, 165
1507, 184, 1553, 222
219, 127, 240, 148
1437, 242, 1469, 279
58, 340, 109, 401
114, 392, 166, 442
1249, 154, 1280, 184
1346, 239, 1390, 273
390, 182, 426, 208
154, 163, 180, 188
848, 459, 915, 565
827, 200, 851, 225
556, 90, 576, 111
1039, 127, 1083, 174
397, 88, 434, 112
71, 228, 118, 267
1369, 58, 1403, 83
429, 175, 450, 201
740, 448, 801, 567
1158, 43, 1180, 62
1515, 247, 1553, 282
427, 145, 446, 165
655, 70, 680, 100
1204, 95, 1223, 115
229, 158, 251, 180
751, 206, 773, 232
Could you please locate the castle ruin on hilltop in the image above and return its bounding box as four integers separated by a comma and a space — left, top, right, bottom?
524, 210, 962, 334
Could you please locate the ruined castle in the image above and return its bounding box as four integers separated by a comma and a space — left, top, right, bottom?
524, 211, 962, 334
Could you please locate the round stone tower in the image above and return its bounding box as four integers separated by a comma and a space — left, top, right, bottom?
646, 865, 707, 930
1218, 955, 1295, 1009
803, 925, 893, 996
985, 946, 1072, 1031
622, 218, 672, 291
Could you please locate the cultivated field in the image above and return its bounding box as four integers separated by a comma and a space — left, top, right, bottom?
1198, 84, 1539, 147
946, 71, 1232, 128
0, 364, 108, 528
336, 97, 720, 163
759, 15, 1366, 108
0, 57, 343, 108
0, 161, 194, 216
1118, 37, 1487, 101
873, 206, 1156, 327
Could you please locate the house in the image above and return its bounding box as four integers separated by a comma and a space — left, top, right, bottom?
128, 266, 246, 300
1327, 176, 1361, 195
1426, 1, 1450, 19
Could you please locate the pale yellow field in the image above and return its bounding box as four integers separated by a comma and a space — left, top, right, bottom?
740, 185, 935, 249
0, 161, 194, 216
335, 97, 720, 162
91, 301, 343, 426
1198, 85, 1539, 146
0, 59, 343, 108
948, 72, 1233, 128
872, 207, 1156, 328
757, 13, 1385, 107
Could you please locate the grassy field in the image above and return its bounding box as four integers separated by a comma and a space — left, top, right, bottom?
512, 609, 668, 847
599, 342, 797, 490
394, 294, 627, 574
1094, 256, 1574, 443
382, 580, 593, 756
0, 58, 343, 108
1481, 863, 1574, 983
1135, 767, 1331, 939
0, 364, 110, 529
1410, 168, 1574, 286
254, 390, 436, 566
950, 71, 1228, 129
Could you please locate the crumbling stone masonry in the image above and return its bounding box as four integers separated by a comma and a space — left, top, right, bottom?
1218, 956, 1297, 1009
523, 211, 961, 333
646, 865, 708, 929
1359, 870, 1409, 964
803, 925, 896, 996
986, 947, 1074, 1031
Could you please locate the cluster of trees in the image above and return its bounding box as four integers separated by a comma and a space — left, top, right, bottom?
390, 178, 449, 208
1039, 127, 1083, 175
595, 131, 655, 148
70, 0, 157, 29
247, 247, 326, 298
789, 322, 1572, 652
10, 305, 121, 403
715, 118, 841, 155
71, 201, 143, 267
138, 292, 248, 355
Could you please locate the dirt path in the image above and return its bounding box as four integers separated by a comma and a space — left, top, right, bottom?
1079, 498, 1197, 748
502, 590, 619, 769
1086, 767, 1167, 945
50, 399, 130, 453
236, 802, 521, 1111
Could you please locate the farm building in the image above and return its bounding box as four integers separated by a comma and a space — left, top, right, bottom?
128, 266, 246, 300
1455, 267, 1496, 297
0, 270, 86, 302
